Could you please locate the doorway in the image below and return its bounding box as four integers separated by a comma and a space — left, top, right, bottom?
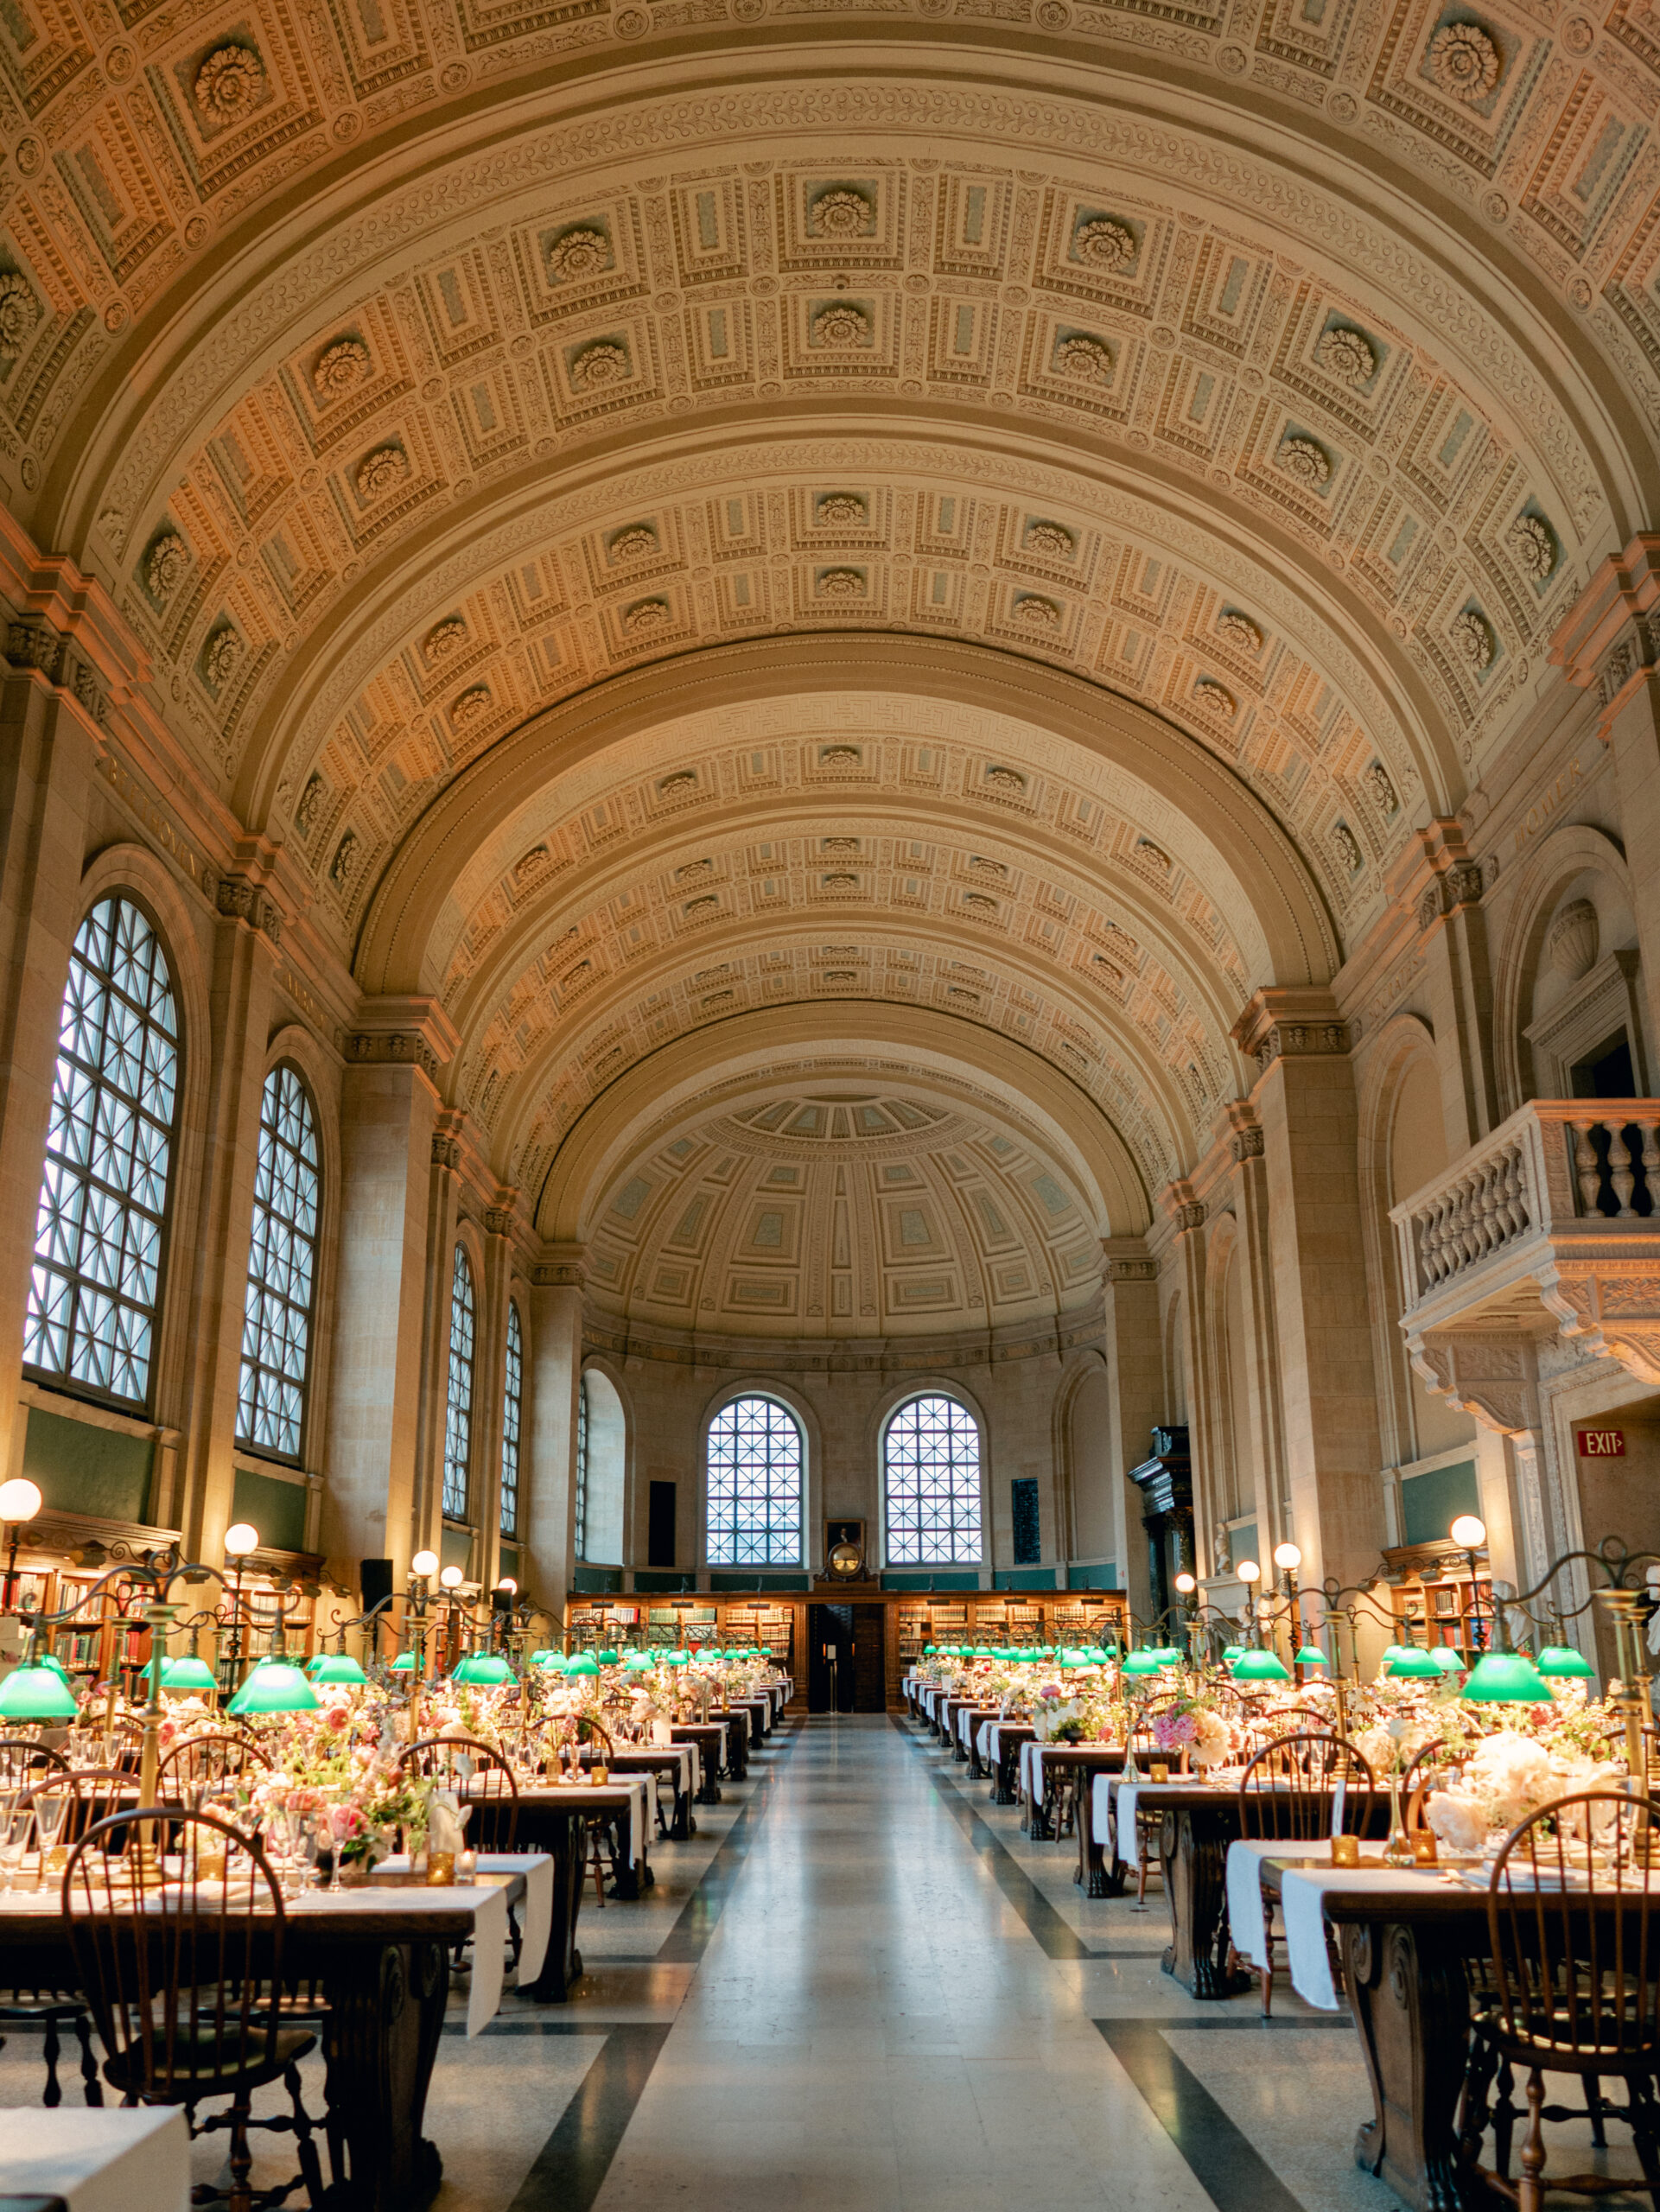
851, 1605, 887, 1711
807, 1604, 855, 1712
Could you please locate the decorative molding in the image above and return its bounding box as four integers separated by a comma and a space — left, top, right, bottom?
431, 1134, 462, 1170
214, 874, 283, 946
1230, 1125, 1265, 1163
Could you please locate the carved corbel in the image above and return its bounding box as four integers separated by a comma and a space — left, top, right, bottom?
1407, 1330, 1542, 1436
1535, 1263, 1660, 1388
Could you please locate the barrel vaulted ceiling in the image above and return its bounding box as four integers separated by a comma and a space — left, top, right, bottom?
5, 0, 1655, 1222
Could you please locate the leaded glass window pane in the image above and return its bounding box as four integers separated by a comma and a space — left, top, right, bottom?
883, 1395, 982, 1565
706, 1395, 802, 1567
236, 1065, 321, 1460
24, 897, 179, 1409
500, 1304, 523, 1538
574, 1376, 588, 1559
442, 1246, 475, 1521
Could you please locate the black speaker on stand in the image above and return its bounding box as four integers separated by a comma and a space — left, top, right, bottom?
359, 1558, 394, 1660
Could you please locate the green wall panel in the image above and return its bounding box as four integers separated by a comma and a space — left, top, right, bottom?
1401, 1461, 1479, 1548
232, 1465, 307, 1554
24, 1408, 152, 1523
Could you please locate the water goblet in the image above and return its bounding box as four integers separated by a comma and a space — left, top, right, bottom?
0, 1807, 34, 1897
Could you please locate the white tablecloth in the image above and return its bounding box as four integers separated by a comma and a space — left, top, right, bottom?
369, 1862, 517, 2034
1091, 1775, 1244, 1865
1279, 1865, 1438, 2010
0, 2107, 190, 2212
1224, 1839, 1336, 1970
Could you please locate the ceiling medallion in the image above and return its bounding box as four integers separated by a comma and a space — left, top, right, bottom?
425, 617, 467, 659
811, 302, 872, 346
624, 598, 674, 632
1217, 609, 1262, 651
546, 228, 610, 283
1193, 678, 1236, 718
810, 188, 875, 238
1427, 20, 1501, 102
194, 42, 266, 122
145, 531, 188, 601
1024, 519, 1074, 558
1053, 334, 1113, 383
0, 272, 38, 359
1508, 512, 1555, 581
1011, 594, 1061, 630
1315, 325, 1376, 387
202, 627, 245, 689
570, 340, 630, 389
609, 523, 658, 561
451, 685, 492, 725
1451, 608, 1495, 671
1072, 216, 1136, 270
817, 492, 867, 524
1276, 435, 1332, 489
356, 445, 409, 499
817, 568, 867, 597
313, 337, 369, 398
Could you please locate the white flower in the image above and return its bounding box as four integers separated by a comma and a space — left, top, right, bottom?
1426, 1787, 1489, 1853
1468, 1730, 1554, 1827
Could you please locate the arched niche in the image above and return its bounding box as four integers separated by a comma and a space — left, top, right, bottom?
1492, 823, 1647, 1115
578, 1364, 627, 1568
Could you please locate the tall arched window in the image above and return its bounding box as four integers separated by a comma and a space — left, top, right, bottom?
574, 1375, 589, 1559
706, 1395, 802, 1567
883, 1394, 983, 1565
237, 1065, 321, 1460
500, 1303, 523, 1539
442, 1245, 475, 1521
25, 897, 180, 1409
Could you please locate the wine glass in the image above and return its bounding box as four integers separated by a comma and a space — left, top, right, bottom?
0, 1807, 34, 1897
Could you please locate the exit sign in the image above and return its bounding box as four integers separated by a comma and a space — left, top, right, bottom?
1577, 1429, 1626, 1457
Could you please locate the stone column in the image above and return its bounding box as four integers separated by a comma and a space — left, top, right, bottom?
527, 1248, 584, 1619
1232, 991, 1385, 1597
1163, 1182, 1214, 1577
1551, 536, 1660, 1054
171, 868, 283, 1562
1097, 1238, 1161, 1614
1223, 1108, 1291, 1560
1393, 825, 1498, 1150
412, 1115, 463, 1565
320, 1001, 456, 1583
0, 658, 103, 1490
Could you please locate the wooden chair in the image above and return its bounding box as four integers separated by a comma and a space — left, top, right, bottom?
157, 1732, 272, 1804
0, 1774, 111, 2106
1236, 1732, 1377, 2016
397, 1734, 520, 1849
0, 1738, 69, 1790
63, 1807, 324, 2212
1461, 1790, 1660, 2209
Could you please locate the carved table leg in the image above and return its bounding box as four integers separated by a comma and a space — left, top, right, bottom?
1160, 1809, 1251, 2000
520, 1812, 588, 2002
1341, 1918, 1476, 2212
318, 1939, 448, 2212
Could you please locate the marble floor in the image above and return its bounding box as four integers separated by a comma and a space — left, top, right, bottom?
3, 1712, 1652, 2209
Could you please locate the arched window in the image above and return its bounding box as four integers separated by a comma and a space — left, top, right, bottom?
883, 1394, 983, 1565
574, 1373, 588, 1559
500, 1303, 523, 1538
706, 1395, 802, 1567
236, 1065, 321, 1460
25, 897, 180, 1409
442, 1245, 475, 1521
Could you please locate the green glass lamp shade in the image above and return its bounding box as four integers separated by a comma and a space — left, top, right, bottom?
312, 1651, 368, 1687
924, 1643, 937, 1655
162, 1652, 220, 1692
1380, 1644, 1407, 1665
1121, 1649, 1161, 1675
665, 1649, 689, 1667
0, 1659, 80, 1720
535, 1652, 566, 1671
594, 1648, 620, 1666
226, 1658, 319, 1716
453, 1651, 513, 1687
1232, 1648, 1292, 1682
528, 1648, 554, 1664
1428, 1647, 1467, 1674
41, 1654, 70, 1679
1385, 1646, 1443, 1680
566, 1652, 601, 1677
1536, 1644, 1596, 1681
1155, 1647, 1183, 1666
391, 1651, 417, 1671
1461, 1650, 1555, 1703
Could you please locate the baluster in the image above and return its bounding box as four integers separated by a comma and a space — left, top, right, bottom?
1611, 1123, 1637, 1217
1476, 1160, 1504, 1255
1570, 1121, 1601, 1216
1458, 1173, 1485, 1269
1416, 1207, 1440, 1288
1497, 1147, 1527, 1242
1643, 1125, 1660, 1217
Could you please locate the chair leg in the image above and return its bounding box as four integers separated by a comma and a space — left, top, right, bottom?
1517, 2069, 1546, 2212
285, 2062, 324, 2209
1586, 2072, 1607, 2149
41, 2011, 62, 2107
1458, 2034, 1498, 2175
1628, 2081, 1660, 2201
1260, 1934, 1274, 2018
226, 2093, 255, 2212
1493, 2057, 1517, 2183
74, 2012, 103, 2107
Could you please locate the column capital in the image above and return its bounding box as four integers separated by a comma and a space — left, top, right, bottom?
1220, 1099, 1264, 1163
532, 1242, 588, 1290
347, 994, 461, 1081
1230, 987, 1348, 1076
484, 1187, 520, 1238
1160, 1180, 1206, 1235
1101, 1234, 1156, 1282
1549, 531, 1660, 739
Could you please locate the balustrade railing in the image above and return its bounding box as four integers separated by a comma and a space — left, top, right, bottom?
1392, 1100, 1660, 1307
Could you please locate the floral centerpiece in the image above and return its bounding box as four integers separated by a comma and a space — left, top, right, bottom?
1422, 1727, 1624, 1854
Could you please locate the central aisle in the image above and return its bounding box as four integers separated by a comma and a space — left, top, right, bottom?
588, 1714, 1224, 2212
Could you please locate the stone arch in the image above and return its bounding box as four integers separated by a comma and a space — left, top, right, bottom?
1491, 823, 1645, 1115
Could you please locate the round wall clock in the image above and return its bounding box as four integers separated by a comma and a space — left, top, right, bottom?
827, 1538, 864, 1580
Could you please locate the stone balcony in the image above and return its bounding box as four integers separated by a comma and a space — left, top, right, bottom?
1390, 1099, 1660, 1415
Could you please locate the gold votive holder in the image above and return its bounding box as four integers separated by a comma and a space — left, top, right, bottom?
426, 1850, 455, 1886
1411, 1833, 1438, 1866
591, 1765, 609, 1785
1330, 1834, 1360, 1868
1149, 1761, 1169, 1784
